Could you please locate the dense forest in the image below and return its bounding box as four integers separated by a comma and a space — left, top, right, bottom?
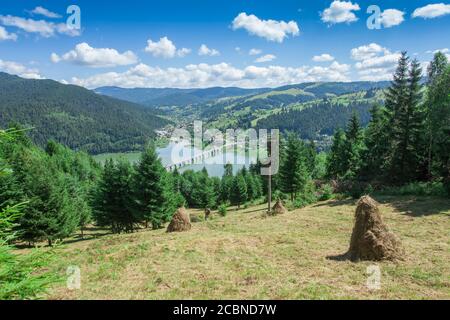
256, 99, 375, 139
0, 73, 170, 154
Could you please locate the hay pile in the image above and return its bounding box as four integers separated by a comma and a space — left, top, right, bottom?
272, 200, 287, 215
167, 207, 192, 233
347, 196, 403, 262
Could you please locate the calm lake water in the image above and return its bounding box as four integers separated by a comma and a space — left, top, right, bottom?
94, 143, 256, 177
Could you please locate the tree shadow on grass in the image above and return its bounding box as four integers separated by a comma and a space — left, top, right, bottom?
375, 196, 450, 217
311, 198, 356, 208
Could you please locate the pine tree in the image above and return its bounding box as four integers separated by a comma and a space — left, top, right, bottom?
426, 53, 449, 178
344, 113, 364, 179
230, 174, 247, 209
280, 133, 310, 201
387, 57, 425, 183
326, 129, 347, 179
134, 145, 174, 229
196, 168, 216, 209
361, 104, 390, 180
94, 159, 137, 233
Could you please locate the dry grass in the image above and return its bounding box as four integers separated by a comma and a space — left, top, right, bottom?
44, 196, 450, 300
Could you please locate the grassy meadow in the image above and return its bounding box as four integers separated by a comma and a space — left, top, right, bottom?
40, 195, 450, 300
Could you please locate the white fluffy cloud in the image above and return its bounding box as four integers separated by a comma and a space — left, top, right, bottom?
198, 44, 220, 56
312, 54, 335, 62
144, 37, 190, 58
412, 3, 450, 18
351, 43, 401, 81
254, 54, 276, 63
69, 60, 351, 89
51, 43, 138, 68
0, 15, 80, 37
0, 26, 17, 41
30, 6, 61, 19
380, 9, 405, 28
232, 12, 299, 43
249, 48, 262, 56
321, 1, 360, 24
0, 59, 42, 79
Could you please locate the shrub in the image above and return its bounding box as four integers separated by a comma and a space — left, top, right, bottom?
218, 204, 227, 217
319, 184, 334, 201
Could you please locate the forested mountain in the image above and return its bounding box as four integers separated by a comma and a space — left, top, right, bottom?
95, 86, 267, 107
0, 73, 170, 154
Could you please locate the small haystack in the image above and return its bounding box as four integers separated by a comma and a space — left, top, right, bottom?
204, 208, 211, 220
167, 207, 191, 233
272, 200, 287, 215
347, 196, 403, 262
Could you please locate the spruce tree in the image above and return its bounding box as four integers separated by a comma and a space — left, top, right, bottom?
344, 113, 364, 179
280, 133, 310, 201
134, 145, 174, 229
230, 174, 248, 209
326, 129, 347, 179
94, 159, 137, 233
388, 57, 425, 183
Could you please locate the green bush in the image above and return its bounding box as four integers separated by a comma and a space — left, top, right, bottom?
218, 204, 227, 217
318, 184, 334, 201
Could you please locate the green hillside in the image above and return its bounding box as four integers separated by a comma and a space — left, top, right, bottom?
0, 73, 170, 154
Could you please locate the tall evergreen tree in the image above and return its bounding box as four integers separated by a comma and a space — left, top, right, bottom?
280, 133, 310, 201
94, 159, 137, 233
134, 145, 174, 229
387, 57, 425, 183
326, 129, 347, 179
230, 174, 247, 209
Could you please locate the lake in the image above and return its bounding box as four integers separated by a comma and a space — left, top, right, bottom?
93, 143, 256, 177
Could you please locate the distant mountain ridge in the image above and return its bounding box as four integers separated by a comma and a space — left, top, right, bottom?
0, 72, 170, 154
95, 81, 391, 107
95, 86, 268, 107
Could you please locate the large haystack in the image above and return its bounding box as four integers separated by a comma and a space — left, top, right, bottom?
347, 196, 403, 262
272, 200, 287, 215
167, 207, 191, 233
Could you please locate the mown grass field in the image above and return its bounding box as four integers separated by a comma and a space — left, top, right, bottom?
44, 196, 449, 300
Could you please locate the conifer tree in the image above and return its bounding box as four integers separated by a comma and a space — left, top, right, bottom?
280, 133, 310, 201
230, 174, 247, 209
94, 159, 137, 233
134, 145, 174, 229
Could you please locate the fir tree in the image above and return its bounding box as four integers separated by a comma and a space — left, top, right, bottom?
230, 174, 247, 209
134, 145, 174, 229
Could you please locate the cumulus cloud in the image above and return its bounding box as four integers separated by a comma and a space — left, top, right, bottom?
312, 54, 335, 62
351, 43, 401, 81
254, 54, 276, 63
380, 9, 405, 28
0, 15, 80, 37
144, 37, 190, 58
412, 3, 450, 19
51, 43, 138, 68
0, 26, 17, 41
68, 60, 351, 89
0, 59, 42, 79
321, 1, 360, 24
232, 12, 299, 43
30, 6, 62, 19
249, 48, 262, 56
198, 44, 220, 56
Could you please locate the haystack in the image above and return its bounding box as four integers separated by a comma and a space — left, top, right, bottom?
167, 207, 191, 233
347, 196, 403, 262
272, 200, 287, 215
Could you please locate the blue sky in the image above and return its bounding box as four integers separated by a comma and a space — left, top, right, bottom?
0, 0, 449, 88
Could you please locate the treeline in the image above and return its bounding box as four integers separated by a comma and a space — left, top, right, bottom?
326, 52, 450, 193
